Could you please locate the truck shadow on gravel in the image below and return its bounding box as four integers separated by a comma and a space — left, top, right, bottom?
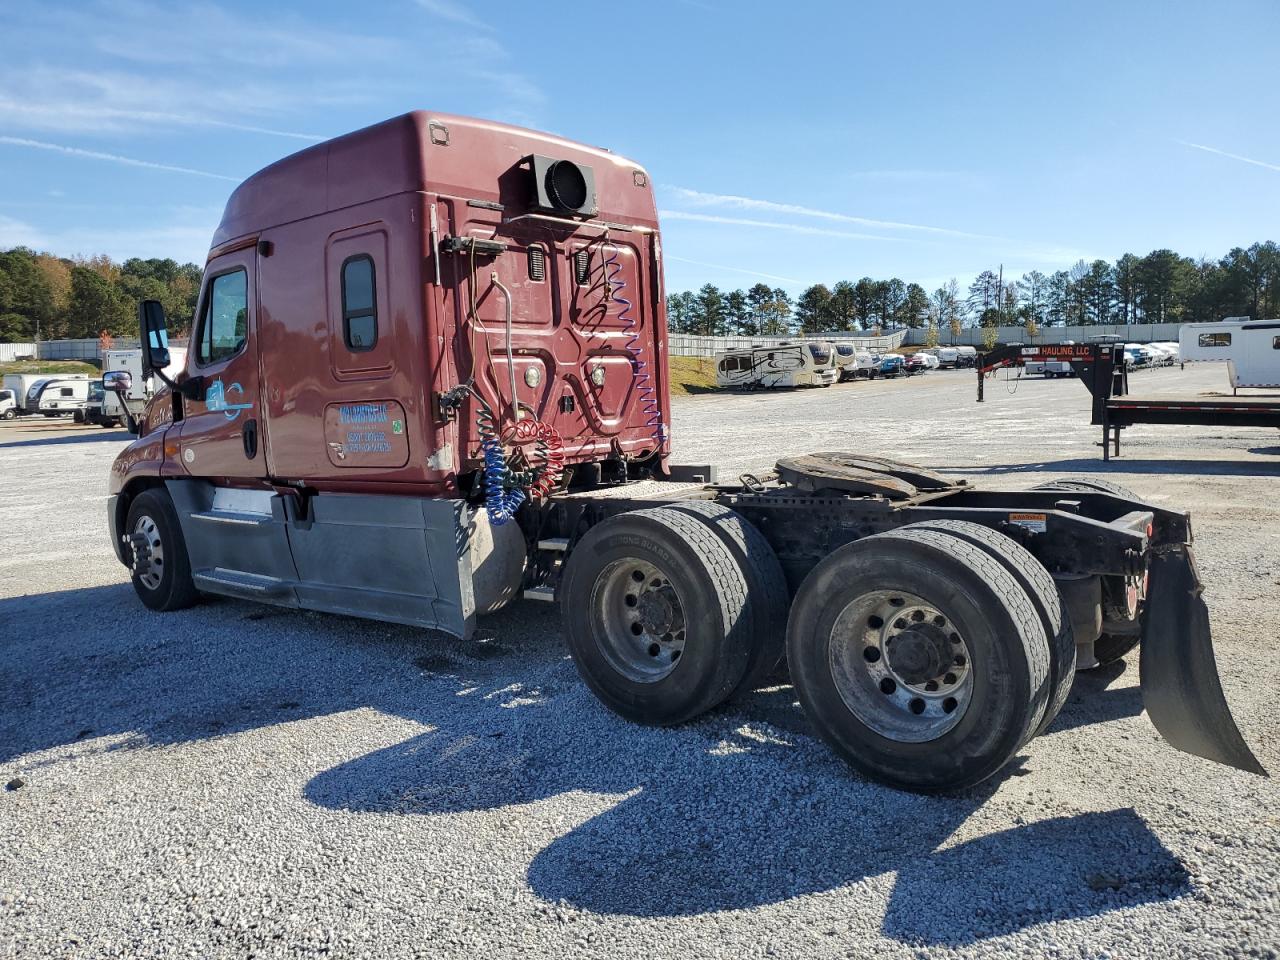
1, 584, 1188, 945
0, 429, 133, 448
305, 675, 1188, 944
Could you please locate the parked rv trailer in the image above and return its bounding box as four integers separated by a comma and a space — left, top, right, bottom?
1179, 318, 1280, 389
832, 343, 878, 380
4, 373, 88, 414
715, 342, 838, 388
26, 375, 93, 417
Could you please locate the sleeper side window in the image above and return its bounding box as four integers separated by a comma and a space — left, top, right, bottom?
197, 270, 248, 365
341, 255, 378, 352
1273, 336, 1279, 350
1198, 332, 1231, 348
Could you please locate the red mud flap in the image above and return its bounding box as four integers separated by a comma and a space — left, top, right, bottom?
1140, 545, 1267, 776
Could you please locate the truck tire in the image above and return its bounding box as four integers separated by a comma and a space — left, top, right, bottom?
560, 506, 755, 726
666, 499, 789, 694
1033, 477, 1142, 665
124, 488, 198, 612
900, 519, 1075, 737
1, 409, 14, 420
1033, 476, 1137, 500
786, 527, 1050, 792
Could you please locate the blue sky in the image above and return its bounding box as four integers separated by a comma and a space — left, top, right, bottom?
1, 0, 1278, 298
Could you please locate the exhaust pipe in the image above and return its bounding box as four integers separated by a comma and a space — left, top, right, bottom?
1139, 545, 1267, 776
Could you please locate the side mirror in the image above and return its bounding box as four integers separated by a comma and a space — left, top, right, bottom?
103, 370, 133, 394
138, 299, 171, 374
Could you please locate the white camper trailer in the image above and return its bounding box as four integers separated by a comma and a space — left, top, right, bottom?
1179, 318, 1280, 390
832, 342, 879, 380
3, 373, 90, 414
28, 376, 94, 417
715, 342, 839, 389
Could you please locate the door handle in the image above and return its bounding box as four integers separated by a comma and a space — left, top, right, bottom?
242, 418, 258, 459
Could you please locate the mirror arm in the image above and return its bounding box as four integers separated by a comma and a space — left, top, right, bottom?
178, 375, 206, 401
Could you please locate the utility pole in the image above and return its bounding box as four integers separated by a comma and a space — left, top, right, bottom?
997, 263, 1003, 328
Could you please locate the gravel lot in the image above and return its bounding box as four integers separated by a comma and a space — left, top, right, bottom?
2, 363, 1278, 959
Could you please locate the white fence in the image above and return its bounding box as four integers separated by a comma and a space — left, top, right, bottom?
669, 330, 907, 358
0, 342, 37, 361
0, 338, 149, 363
900, 323, 1183, 347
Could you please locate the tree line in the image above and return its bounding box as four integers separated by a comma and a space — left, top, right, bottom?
0, 246, 202, 342
668, 241, 1280, 339
5, 239, 1277, 344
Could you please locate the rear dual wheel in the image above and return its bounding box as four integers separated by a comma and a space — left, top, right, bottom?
560, 504, 787, 726
786, 524, 1052, 792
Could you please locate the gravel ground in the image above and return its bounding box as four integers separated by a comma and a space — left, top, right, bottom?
2, 362, 1278, 959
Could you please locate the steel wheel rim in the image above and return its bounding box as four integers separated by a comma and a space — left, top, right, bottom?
828, 589, 973, 742
133, 515, 165, 591
590, 558, 687, 683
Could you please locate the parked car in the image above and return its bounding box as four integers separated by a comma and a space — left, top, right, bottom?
903, 353, 929, 375
918, 351, 940, 370
879, 354, 906, 377
1123, 345, 1154, 369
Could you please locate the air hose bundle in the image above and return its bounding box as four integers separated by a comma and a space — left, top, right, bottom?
474, 397, 565, 526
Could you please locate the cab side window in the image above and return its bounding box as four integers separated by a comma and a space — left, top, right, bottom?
341, 255, 377, 352
197, 270, 248, 364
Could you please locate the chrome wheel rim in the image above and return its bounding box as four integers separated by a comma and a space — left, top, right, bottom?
590, 558, 687, 683
829, 589, 973, 742
132, 515, 164, 591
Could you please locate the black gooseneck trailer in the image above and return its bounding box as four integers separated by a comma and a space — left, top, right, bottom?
978, 341, 1280, 459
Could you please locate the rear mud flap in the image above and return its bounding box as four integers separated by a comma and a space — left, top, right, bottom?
1140, 545, 1267, 776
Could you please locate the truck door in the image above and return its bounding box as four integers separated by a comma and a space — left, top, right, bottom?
177, 247, 266, 479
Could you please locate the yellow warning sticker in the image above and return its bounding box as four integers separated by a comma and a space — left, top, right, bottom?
1009, 512, 1048, 533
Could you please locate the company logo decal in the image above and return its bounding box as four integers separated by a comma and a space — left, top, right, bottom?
206, 379, 253, 421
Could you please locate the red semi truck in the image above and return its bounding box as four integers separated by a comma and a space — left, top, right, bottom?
107, 112, 1263, 792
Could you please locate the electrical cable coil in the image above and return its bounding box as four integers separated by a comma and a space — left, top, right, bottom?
601, 242, 666, 451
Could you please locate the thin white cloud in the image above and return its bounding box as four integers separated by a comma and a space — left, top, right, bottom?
0, 137, 240, 182
0, 97, 324, 142
0, 214, 47, 250
659, 209, 904, 243
1177, 140, 1280, 174
414, 0, 493, 30
665, 255, 805, 285
664, 186, 1001, 240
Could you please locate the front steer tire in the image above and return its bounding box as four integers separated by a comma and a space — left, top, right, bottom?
786, 526, 1050, 793
124, 488, 198, 612
559, 506, 756, 726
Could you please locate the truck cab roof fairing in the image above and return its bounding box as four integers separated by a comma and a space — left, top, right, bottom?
211, 112, 658, 252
